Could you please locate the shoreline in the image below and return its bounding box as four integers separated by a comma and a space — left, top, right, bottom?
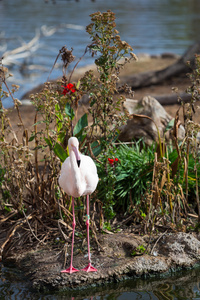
3, 231, 200, 292
7, 53, 197, 131
2, 54, 200, 293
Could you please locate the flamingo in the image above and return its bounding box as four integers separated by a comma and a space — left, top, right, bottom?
59, 137, 99, 274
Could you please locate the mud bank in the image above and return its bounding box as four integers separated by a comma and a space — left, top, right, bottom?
3, 231, 200, 292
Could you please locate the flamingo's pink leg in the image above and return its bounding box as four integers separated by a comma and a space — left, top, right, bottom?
61, 197, 79, 274
81, 195, 97, 272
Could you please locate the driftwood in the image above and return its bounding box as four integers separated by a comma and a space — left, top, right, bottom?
155, 92, 191, 106
1, 23, 84, 70
2, 31, 41, 67
123, 42, 200, 89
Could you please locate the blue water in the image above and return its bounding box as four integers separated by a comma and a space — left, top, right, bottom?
1, 0, 200, 107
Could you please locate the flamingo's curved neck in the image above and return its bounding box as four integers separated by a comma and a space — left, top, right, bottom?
70, 149, 79, 169
70, 147, 82, 194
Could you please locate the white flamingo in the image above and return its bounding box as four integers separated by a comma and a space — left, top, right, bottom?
59, 137, 99, 274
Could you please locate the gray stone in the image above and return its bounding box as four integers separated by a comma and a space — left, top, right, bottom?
119, 96, 185, 144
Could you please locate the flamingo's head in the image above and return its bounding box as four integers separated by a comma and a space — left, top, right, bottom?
68, 137, 81, 167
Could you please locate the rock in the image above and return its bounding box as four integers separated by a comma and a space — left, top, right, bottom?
119, 96, 185, 144
132, 255, 170, 275
156, 232, 200, 267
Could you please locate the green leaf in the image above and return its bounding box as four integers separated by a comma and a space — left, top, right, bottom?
44, 137, 53, 149
33, 120, 48, 126
73, 113, 88, 136
89, 45, 101, 52
91, 141, 102, 157
117, 173, 129, 181
29, 135, 35, 142
53, 143, 68, 162
65, 103, 75, 120
75, 133, 87, 143
4, 205, 11, 212
165, 118, 175, 133
90, 99, 96, 107
57, 132, 66, 144
55, 103, 60, 111
56, 120, 63, 132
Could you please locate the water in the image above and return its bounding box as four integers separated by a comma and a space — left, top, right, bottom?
1, 261, 200, 299
1, 0, 200, 107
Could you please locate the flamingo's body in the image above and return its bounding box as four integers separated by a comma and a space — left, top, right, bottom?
59, 138, 98, 198
59, 137, 98, 274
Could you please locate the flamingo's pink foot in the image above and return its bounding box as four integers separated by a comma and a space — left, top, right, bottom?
81, 263, 97, 272
61, 265, 80, 274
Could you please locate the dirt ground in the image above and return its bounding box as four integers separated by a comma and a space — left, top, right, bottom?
7, 230, 200, 292
7, 54, 200, 131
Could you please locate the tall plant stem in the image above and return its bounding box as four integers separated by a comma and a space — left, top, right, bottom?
185, 143, 190, 203
34, 111, 40, 185
166, 148, 173, 215
195, 158, 200, 222
3, 79, 25, 131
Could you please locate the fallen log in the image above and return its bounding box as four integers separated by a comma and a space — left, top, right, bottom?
123, 42, 200, 89
154, 92, 191, 106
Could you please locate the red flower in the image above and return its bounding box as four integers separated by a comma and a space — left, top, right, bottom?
108, 157, 118, 165
108, 158, 114, 165
62, 83, 76, 95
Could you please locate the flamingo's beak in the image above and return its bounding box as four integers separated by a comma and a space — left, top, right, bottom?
77, 160, 81, 167
73, 146, 81, 168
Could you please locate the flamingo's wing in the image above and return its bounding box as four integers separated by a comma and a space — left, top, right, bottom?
58, 157, 73, 196
80, 154, 99, 195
